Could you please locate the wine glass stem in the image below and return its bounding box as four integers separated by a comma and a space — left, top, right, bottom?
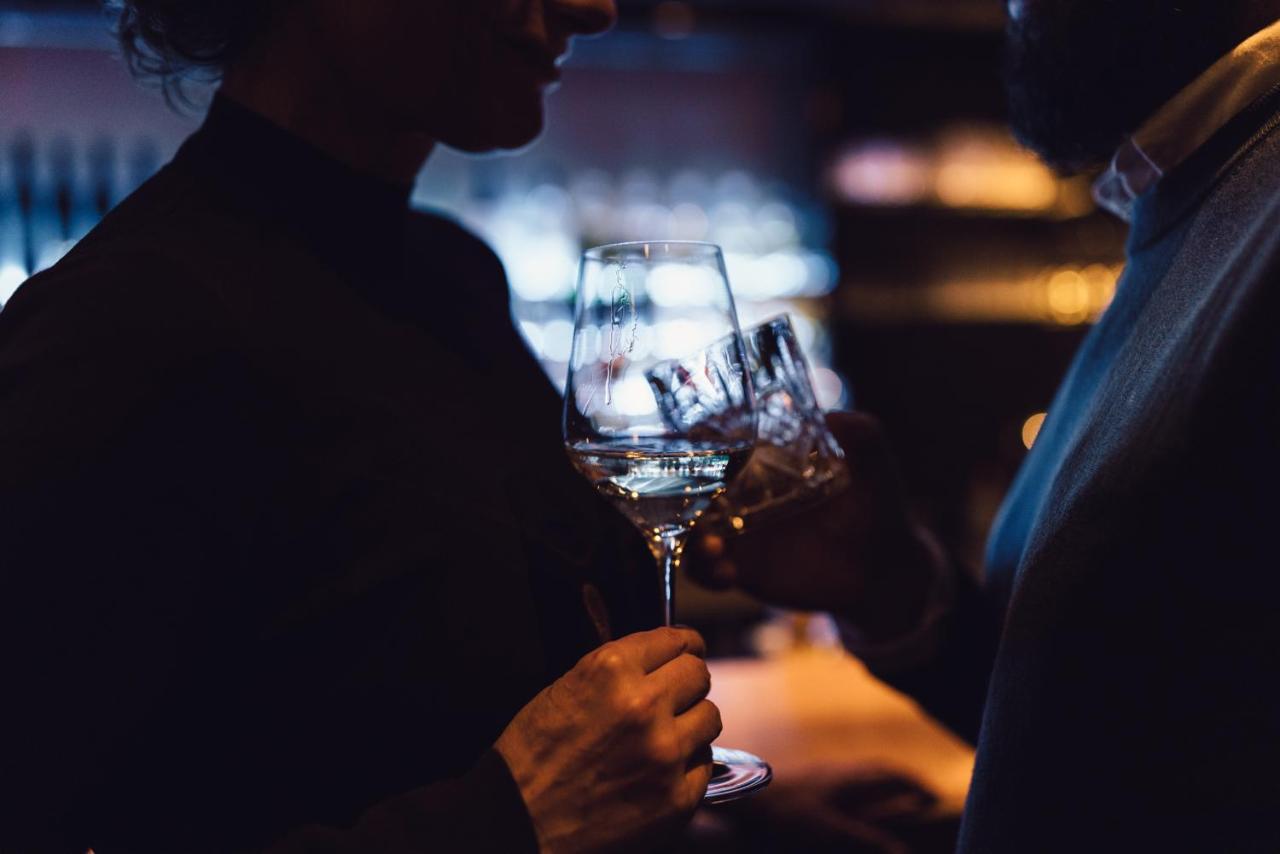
653, 531, 687, 627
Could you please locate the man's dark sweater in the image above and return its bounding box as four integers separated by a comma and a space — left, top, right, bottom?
886, 88, 1280, 851
0, 97, 655, 853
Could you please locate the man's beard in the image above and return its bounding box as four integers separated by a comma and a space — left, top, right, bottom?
1005, 0, 1246, 174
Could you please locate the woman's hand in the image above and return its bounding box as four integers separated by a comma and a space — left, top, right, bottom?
495, 626, 720, 853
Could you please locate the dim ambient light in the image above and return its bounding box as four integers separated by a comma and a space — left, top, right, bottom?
647, 263, 722, 307
831, 142, 932, 207
654, 318, 723, 359
1045, 269, 1092, 326
933, 129, 1060, 212
842, 263, 1122, 326
613, 376, 660, 417
0, 263, 27, 306
812, 367, 846, 410
541, 319, 576, 363
1022, 412, 1048, 450
412, 166, 843, 410
36, 239, 76, 274
831, 127, 1096, 218
456, 171, 837, 305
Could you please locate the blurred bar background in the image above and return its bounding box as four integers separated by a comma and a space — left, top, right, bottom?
0, 0, 1127, 628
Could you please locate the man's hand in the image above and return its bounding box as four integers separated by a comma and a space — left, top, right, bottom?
690, 411, 948, 644
494, 627, 720, 854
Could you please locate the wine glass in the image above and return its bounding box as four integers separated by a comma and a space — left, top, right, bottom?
563, 240, 772, 804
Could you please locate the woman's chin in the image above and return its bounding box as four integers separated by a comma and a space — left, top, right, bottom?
443, 102, 546, 154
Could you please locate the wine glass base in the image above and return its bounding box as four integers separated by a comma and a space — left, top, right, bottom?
704, 744, 772, 805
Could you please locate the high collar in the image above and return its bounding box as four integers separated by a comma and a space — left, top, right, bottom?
176, 94, 415, 281
1094, 18, 1280, 222
1125, 83, 1280, 253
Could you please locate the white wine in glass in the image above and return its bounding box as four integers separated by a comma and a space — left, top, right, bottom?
567, 441, 754, 622
563, 240, 771, 804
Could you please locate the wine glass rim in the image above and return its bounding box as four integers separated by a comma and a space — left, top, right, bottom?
583, 240, 724, 262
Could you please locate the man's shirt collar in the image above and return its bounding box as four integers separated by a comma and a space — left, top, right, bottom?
1094, 18, 1280, 221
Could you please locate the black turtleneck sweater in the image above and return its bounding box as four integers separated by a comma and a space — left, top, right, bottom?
0, 96, 655, 853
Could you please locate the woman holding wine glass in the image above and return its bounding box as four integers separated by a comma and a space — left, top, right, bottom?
0, 1, 726, 852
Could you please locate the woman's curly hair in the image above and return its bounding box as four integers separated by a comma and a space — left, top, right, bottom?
109, 0, 268, 103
